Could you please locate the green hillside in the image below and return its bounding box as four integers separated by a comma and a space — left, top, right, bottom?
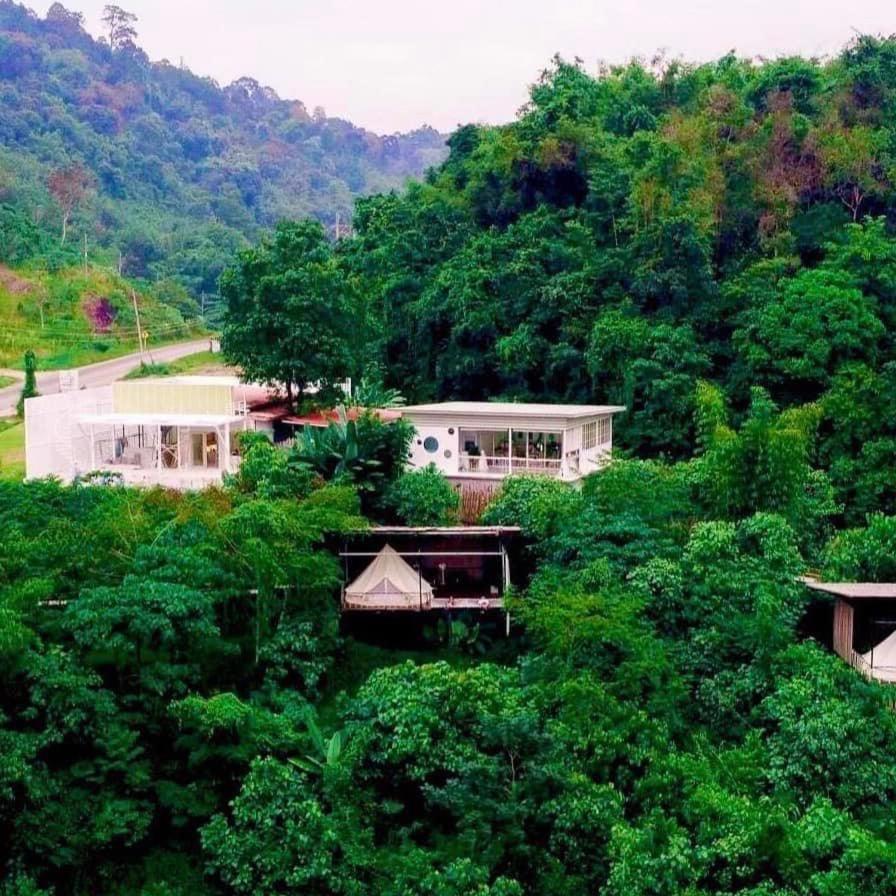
236, 38, 896, 529
0, 262, 197, 368
0, 1, 445, 306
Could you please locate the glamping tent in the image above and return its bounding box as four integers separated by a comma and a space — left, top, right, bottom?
343, 544, 433, 611
860, 629, 896, 682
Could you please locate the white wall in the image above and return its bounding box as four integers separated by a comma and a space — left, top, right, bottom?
407, 423, 459, 476
25, 386, 113, 481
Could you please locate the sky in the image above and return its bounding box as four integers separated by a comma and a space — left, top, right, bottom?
30, 0, 896, 134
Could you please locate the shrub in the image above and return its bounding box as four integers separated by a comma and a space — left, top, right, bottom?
385, 464, 459, 525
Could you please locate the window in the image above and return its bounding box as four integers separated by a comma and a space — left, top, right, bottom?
423, 436, 439, 453
582, 417, 611, 450
582, 421, 597, 449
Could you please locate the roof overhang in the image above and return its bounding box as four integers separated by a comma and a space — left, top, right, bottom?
801, 577, 896, 600
365, 525, 522, 536
400, 402, 625, 430
76, 412, 245, 427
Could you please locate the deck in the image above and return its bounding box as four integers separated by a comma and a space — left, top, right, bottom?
94, 463, 231, 489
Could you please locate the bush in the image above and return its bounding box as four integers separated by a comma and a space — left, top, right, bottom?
385, 464, 459, 525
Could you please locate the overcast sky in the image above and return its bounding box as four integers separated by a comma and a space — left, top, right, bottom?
30, 0, 896, 133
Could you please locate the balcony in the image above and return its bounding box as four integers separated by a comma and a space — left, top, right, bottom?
458, 453, 562, 476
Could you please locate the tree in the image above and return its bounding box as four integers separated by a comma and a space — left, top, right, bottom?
16, 350, 38, 417
45, 4, 85, 29
101, 5, 138, 50
46, 164, 91, 245
221, 221, 354, 403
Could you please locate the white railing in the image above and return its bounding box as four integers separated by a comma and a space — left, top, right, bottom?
458, 453, 562, 476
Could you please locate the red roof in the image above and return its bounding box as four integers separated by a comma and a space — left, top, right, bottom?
282, 407, 402, 428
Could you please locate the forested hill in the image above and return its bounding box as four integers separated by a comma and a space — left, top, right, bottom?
0, 0, 445, 297
328, 37, 896, 523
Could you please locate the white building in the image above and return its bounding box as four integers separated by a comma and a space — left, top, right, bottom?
402, 401, 625, 483
24, 376, 270, 488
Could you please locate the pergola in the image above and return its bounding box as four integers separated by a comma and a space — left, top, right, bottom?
76, 410, 247, 473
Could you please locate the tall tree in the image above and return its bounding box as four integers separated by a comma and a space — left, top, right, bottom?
100, 4, 138, 50
220, 220, 354, 403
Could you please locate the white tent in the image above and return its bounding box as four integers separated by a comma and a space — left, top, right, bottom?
861, 629, 896, 682
343, 544, 433, 611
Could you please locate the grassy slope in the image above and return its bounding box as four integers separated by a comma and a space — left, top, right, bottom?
123, 351, 236, 380
0, 375, 14, 389
0, 420, 24, 481
0, 264, 202, 370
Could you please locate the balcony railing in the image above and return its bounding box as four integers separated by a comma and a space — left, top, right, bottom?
459, 453, 562, 476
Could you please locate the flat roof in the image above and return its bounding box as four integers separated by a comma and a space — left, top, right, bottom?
401, 401, 625, 417
802, 578, 896, 599
366, 525, 522, 536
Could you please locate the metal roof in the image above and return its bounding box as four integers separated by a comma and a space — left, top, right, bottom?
401, 401, 626, 418
802, 578, 896, 599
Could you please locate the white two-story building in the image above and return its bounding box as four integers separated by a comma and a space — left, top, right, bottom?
401, 401, 625, 484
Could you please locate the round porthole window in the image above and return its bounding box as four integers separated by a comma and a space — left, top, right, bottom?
423, 436, 439, 453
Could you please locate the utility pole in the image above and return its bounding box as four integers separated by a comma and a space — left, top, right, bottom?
131, 288, 145, 361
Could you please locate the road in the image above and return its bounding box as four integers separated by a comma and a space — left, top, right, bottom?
0, 338, 216, 416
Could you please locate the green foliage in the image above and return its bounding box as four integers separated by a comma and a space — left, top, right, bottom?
385, 464, 459, 525
294, 409, 413, 514
220, 221, 355, 399
823, 513, 896, 580
6, 33, 896, 896
0, 5, 443, 301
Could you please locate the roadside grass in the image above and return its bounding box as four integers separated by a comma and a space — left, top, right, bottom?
0, 375, 14, 389
124, 351, 235, 380
0, 419, 25, 481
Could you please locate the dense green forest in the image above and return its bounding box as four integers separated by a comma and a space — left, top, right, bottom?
0, 1, 444, 302
8, 32, 896, 896
264, 37, 896, 528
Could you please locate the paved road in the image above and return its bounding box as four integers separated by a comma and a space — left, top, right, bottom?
0, 338, 216, 416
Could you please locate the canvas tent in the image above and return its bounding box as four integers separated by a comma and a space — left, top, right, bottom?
343, 544, 433, 610
860, 629, 896, 682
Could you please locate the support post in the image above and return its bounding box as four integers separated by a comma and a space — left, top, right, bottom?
508, 428, 513, 474
89, 423, 95, 470
223, 424, 230, 473
157, 424, 162, 470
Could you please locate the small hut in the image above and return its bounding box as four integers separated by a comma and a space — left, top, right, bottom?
803, 579, 896, 681
343, 544, 433, 611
